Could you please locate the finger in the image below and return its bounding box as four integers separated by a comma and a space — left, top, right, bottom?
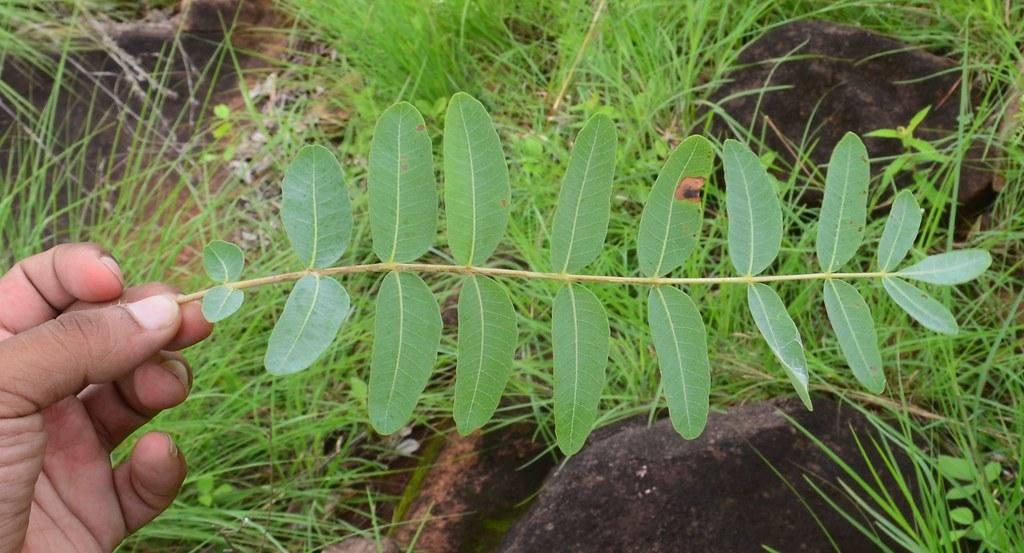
66, 283, 213, 351
0, 243, 124, 336
0, 294, 181, 418
112, 432, 187, 533
80, 351, 192, 450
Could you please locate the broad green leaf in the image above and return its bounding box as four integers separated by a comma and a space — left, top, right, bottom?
823, 280, 885, 393
898, 250, 991, 285
202, 286, 244, 323
949, 508, 975, 526
877, 190, 922, 271
882, 277, 958, 335
937, 455, 975, 481
724, 140, 782, 276
443, 92, 510, 265
983, 462, 1001, 482
368, 102, 437, 262
945, 484, 979, 500
552, 283, 609, 455
816, 133, 869, 272
453, 275, 518, 434
281, 145, 352, 269
647, 286, 710, 439
368, 271, 442, 434
550, 114, 617, 273
637, 135, 715, 277
265, 275, 350, 375
203, 240, 244, 282
746, 283, 812, 409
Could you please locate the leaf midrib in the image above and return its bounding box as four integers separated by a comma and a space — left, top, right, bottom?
879, 199, 908, 270
567, 285, 582, 447
656, 288, 693, 429
281, 276, 321, 366
465, 276, 487, 421
458, 99, 479, 265
653, 146, 699, 276
828, 281, 871, 373
824, 145, 855, 271
560, 125, 602, 273
382, 273, 406, 427
387, 109, 405, 262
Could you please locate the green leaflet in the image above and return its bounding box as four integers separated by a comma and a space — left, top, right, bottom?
816, 133, 869, 272
647, 286, 710, 439
552, 283, 609, 455
202, 286, 244, 323
823, 280, 885, 393
265, 275, 350, 376
368, 271, 443, 434
443, 92, 511, 266
550, 114, 617, 273
637, 135, 715, 277
877, 190, 921, 271
898, 250, 991, 285
203, 240, 244, 282
724, 140, 782, 276
368, 102, 437, 263
281, 145, 352, 269
453, 275, 518, 435
882, 277, 958, 335
746, 283, 812, 409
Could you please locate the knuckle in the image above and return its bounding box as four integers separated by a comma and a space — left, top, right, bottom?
47, 312, 118, 365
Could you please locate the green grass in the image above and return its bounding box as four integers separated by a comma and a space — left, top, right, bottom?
2, 0, 1022, 551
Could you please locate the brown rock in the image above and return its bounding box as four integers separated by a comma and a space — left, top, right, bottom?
499, 398, 912, 553
708, 20, 997, 217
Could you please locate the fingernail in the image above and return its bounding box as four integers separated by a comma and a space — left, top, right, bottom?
125, 295, 179, 330
161, 359, 191, 393
99, 256, 124, 285
161, 432, 178, 457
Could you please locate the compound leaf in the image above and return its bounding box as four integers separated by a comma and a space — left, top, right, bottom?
637, 135, 715, 277
281, 145, 352, 269
647, 286, 710, 439
550, 114, 617, 273
202, 286, 244, 323
553, 283, 609, 455
444, 92, 510, 265
265, 275, 350, 376
877, 190, 921, 271
747, 283, 812, 409
368, 271, 442, 434
453, 275, 518, 434
368, 102, 437, 262
203, 240, 244, 282
724, 140, 782, 276
823, 280, 885, 393
898, 250, 991, 285
817, 133, 870, 272
882, 277, 958, 335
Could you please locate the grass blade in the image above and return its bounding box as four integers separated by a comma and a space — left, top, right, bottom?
203, 240, 244, 282
202, 286, 244, 323
368, 271, 443, 434
637, 135, 715, 277
876, 190, 921, 271
882, 277, 958, 335
453, 275, 518, 434
553, 283, 609, 455
368, 102, 437, 263
550, 113, 617, 273
281, 145, 352, 269
647, 286, 710, 439
747, 283, 812, 409
816, 132, 869, 272
724, 140, 782, 276
265, 275, 350, 376
443, 92, 510, 265
898, 250, 992, 285
823, 280, 885, 393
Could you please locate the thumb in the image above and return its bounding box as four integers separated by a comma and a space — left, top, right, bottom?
0, 294, 182, 418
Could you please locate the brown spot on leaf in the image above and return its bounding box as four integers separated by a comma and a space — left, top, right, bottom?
415, 124, 426, 131
500, 198, 509, 208
401, 163, 409, 173
675, 176, 705, 203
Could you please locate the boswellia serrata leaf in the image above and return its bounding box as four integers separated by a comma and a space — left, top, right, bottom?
443, 92, 510, 266
816, 133, 870, 272
877, 190, 921, 272
647, 286, 710, 439
368, 271, 443, 434
823, 279, 885, 393
747, 283, 812, 409
550, 113, 617, 273
368, 102, 437, 263
637, 135, 715, 277
265, 275, 350, 376
281, 145, 352, 269
552, 283, 609, 455
724, 140, 782, 276
203, 240, 244, 282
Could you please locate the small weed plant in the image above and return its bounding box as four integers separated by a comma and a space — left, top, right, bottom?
182, 93, 990, 455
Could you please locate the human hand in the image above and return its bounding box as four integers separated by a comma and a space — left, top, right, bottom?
0, 243, 212, 552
